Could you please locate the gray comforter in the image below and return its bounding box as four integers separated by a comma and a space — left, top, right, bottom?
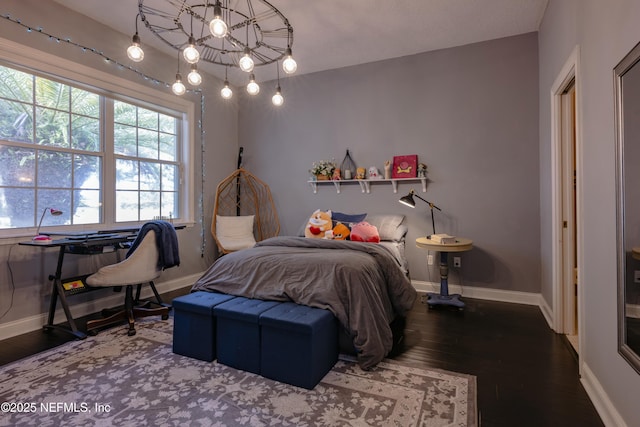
192, 236, 417, 369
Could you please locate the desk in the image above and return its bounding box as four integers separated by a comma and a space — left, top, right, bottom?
20, 233, 137, 339
416, 237, 473, 309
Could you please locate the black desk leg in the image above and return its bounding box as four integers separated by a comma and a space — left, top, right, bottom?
43, 246, 87, 340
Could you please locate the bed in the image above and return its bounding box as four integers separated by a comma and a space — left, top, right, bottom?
192, 213, 417, 369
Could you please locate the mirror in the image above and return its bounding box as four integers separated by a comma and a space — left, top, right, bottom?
615, 40, 640, 374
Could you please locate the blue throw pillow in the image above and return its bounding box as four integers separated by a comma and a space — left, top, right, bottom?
331, 211, 367, 224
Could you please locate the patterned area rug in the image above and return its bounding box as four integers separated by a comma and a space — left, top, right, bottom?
0, 318, 477, 426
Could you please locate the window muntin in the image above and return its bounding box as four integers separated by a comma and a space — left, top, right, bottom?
0, 62, 182, 232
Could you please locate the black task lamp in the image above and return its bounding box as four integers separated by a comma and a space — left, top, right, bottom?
399, 190, 441, 236
32, 207, 63, 243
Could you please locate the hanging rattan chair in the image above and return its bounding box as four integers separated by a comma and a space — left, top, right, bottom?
211, 168, 280, 254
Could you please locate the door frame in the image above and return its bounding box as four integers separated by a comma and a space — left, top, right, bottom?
550, 46, 583, 351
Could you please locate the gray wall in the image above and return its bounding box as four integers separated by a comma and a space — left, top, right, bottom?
238, 33, 541, 293
0, 0, 238, 326
539, 0, 640, 425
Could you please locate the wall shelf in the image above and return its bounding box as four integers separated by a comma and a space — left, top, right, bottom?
307, 177, 427, 194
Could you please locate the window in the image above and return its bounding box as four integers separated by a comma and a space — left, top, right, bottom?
0, 49, 192, 236
113, 101, 179, 222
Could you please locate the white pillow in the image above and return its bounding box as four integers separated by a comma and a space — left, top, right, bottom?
216, 215, 256, 251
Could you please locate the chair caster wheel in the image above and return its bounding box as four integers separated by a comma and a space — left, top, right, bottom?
162, 314, 169, 320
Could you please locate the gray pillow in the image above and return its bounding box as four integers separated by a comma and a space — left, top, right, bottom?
365, 214, 407, 242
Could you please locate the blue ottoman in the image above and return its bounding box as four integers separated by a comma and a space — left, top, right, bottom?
259, 302, 338, 389
172, 291, 236, 362
213, 297, 281, 374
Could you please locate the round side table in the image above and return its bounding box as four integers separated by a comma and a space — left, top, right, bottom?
416, 237, 473, 309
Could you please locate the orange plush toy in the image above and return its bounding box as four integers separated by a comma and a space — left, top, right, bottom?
305, 209, 333, 238
332, 222, 350, 240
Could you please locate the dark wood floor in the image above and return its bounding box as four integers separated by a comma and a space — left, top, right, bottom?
0, 288, 603, 427
394, 295, 604, 427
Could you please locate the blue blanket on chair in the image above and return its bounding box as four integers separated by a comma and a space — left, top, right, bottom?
127, 221, 180, 269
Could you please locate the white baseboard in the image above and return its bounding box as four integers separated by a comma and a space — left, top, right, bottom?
0, 272, 202, 341
580, 363, 628, 427
538, 295, 555, 329
411, 280, 543, 306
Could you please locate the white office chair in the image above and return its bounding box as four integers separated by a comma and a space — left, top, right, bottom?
85, 231, 170, 336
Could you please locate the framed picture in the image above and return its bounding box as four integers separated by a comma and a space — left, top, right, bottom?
392, 155, 418, 178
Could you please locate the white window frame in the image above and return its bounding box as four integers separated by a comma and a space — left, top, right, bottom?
0, 37, 195, 239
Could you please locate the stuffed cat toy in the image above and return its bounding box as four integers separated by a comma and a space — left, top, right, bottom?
305, 209, 333, 238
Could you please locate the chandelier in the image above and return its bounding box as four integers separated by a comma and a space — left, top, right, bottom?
128, 0, 297, 105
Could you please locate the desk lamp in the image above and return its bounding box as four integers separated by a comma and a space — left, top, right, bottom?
32, 208, 63, 243
399, 189, 441, 237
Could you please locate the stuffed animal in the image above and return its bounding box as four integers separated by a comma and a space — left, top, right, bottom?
368, 166, 382, 179
332, 168, 341, 180
417, 163, 427, 178
304, 209, 333, 238
356, 167, 366, 179
350, 221, 380, 243
332, 222, 350, 240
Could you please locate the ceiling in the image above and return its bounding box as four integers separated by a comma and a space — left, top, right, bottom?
51, 0, 548, 85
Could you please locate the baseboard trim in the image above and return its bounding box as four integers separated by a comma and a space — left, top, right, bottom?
411, 280, 542, 306
539, 295, 555, 329
580, 363, 628, 427
0, 272, 202, 341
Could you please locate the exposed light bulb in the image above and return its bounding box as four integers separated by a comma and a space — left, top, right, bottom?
246, 74, 260, 95
239, 47, 254, 72
272, 86, 284, 106
221, 80, 233, 99
282, 48, 297, 74
127, 33, 144, 62
183, 36, 200, 64
210, 18, 228, 38
172, 74, 186, 95
187, 64, 202, 86
210, 2, 228, 38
